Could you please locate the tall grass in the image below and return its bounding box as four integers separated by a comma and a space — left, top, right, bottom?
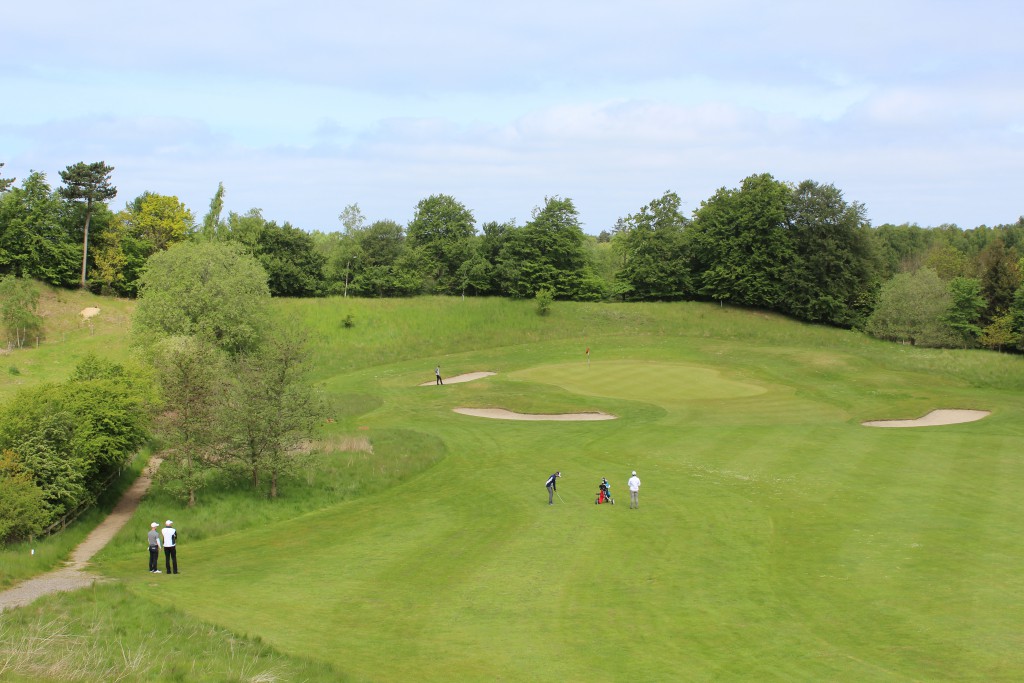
0, 284, 135, 404
0, 583, 343, 682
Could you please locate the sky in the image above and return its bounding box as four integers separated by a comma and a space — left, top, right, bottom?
2, 1, 1022, 235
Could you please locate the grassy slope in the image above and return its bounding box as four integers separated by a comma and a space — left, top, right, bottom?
5, 295, 1024, 681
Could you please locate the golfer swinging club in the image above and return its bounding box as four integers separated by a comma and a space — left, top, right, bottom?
545, 471, 561, 505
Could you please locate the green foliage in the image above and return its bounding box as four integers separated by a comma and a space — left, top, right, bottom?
132, 241, 270, 355
689, 172, 794, 308
220, 323, 322, 498
0, 450, 50, 544
943, 276, 987, 348
199, 181, 226, 240
866, 268, 955, 346
58, 161, 117, 288
407, 194, 477, 294
0, 355, 151, 530
0, 162, 14, 193
980, 312, 1019, 352
613, 190, 691, 301
1013, 285, 1024, 352
252, 220, 327, 297
534, 287, 554, 315
0, 274, 44, 349
0, 172, 80, 286
783, 180, 876, 326
150, 336, 227, 507
496, 196, 598, 299
341, 313, 355, 328
979, 236, 1021, 322
93, 193, 195, 296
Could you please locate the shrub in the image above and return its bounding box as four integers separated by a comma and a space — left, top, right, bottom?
535, 288, 554, 316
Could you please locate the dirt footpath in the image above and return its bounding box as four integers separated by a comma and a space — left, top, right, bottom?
0, 458, 160, 613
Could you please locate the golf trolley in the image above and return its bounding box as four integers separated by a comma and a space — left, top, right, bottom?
595, 479, 614, 505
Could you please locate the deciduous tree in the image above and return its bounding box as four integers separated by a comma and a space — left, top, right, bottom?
222, 323, 320, 498
866, 268, 954, 347
94, 193, 195, 295
978, 237, 1021, 323
496, 197, 600, 300
943, 277, 986, 348
0, 172, 79, 285
613, 191, 691, 301
151, 336, 227, 507
407, 194, 476, 294
0, 275, 43, 349
783, 180, 875, 326
132, 241, 270, 355
688, 173, 793, 308
0, 449, 50, 545
0, 163, 14, 193
200, 182, 226, 240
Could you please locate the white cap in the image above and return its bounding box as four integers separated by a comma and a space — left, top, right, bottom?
165, 520, 173, 526
632, 471, 637, 476
150, 522, 159, 528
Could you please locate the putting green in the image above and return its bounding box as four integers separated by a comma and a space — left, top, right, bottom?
510, 360, 766, 405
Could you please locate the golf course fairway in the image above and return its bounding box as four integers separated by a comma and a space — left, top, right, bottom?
54, 298, 1024, 680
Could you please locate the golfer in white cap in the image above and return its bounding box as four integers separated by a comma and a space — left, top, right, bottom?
147, 522, 162, 573
627, 471, 641, 509
161, 520, 179, 574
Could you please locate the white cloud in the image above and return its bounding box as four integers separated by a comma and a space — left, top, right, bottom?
2, 1, 1023, 232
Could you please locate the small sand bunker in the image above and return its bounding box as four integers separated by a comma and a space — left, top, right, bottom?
454, 407, 616, 421
420, 372, 496, 386
862, 409, 990, 428
80, 307, 101, 320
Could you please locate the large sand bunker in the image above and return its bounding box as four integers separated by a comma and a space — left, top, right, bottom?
80, 307, 100, 320
862, 409, 990, 428
454, 407, 616, 421
420, 372, 495, 386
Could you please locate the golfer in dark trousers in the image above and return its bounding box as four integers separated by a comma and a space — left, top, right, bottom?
161, 520, 179, 574
148, 522, 162, 573
545, 471, 561, 505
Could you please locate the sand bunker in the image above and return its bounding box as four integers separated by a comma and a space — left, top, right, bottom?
862, 409, 990, 428
420, 372, 496, 386
80, 307, 100, 320
454, 407, 616, 421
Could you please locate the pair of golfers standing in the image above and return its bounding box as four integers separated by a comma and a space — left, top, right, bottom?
147, 520, 179, 574
546, 471, 641, 507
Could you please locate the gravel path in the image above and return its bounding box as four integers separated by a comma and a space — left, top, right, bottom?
0, 458, 160, 613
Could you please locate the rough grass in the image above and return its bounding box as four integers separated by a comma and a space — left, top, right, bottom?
0, 583, 342, 682
0, 283, 136, 405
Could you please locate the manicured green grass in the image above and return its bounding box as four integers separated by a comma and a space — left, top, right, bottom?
5, 296, 1024, 681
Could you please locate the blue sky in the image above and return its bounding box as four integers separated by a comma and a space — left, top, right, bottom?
3, 1, 1022, 234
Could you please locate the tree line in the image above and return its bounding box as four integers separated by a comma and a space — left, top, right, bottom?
2, 161, 1024, 351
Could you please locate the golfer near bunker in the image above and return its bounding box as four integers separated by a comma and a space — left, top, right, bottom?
423, 362, 992, 427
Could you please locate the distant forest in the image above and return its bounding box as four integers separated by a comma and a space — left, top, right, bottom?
2, 161, 1023, 352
